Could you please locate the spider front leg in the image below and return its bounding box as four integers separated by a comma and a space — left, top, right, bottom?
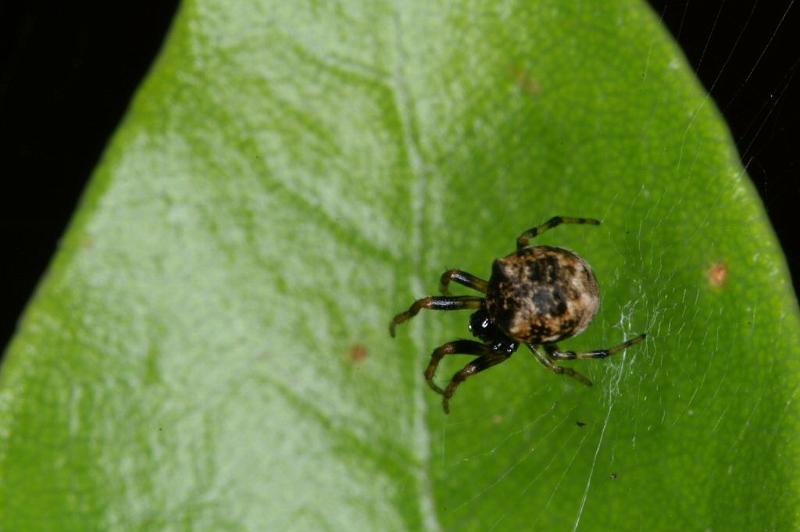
424, 340, 492, 394
516, 216, 600, 250
438, 270, 488, 295
442, 351, 512, 414
389, 296, 482, 337
527, 344, 593, 386
547, 334, 646, 360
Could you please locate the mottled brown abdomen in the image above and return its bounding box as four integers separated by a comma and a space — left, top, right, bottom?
485, 245, 600, 343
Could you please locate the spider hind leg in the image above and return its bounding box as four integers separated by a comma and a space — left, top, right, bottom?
547, 334, 646, 360
516, 216, 600, 250
527, 343, 593, 386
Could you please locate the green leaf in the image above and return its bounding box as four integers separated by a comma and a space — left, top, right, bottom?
1, 0, 798, 530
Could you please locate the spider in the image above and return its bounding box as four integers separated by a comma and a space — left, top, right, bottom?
389, 216, 646, 414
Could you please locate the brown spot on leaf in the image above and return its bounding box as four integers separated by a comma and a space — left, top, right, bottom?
349, 344, 368, 363
509, 63, 542, 95
708, 262, 728, 288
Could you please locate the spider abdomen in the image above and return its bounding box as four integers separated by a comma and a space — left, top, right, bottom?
485, 245, 600, 343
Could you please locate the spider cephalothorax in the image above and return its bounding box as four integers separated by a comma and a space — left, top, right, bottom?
468, 306, 518, 354
389, 216, 646, 414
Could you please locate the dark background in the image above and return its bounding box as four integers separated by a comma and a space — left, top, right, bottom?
1, 1, 798, 351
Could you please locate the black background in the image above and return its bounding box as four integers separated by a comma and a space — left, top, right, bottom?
1, 1, 798, 352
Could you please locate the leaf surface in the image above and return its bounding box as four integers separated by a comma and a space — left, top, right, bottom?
1, 1, 799, 530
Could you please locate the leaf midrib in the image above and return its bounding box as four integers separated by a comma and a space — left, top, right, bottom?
388, 7, 441, 531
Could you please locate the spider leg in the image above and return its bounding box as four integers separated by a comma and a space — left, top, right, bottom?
424, 340, 492, 394
442, 351, 512, 414
389, 296, 482, 337
527, 343, 592, 386
547, 334, 646, 360
516, 216, 601, 250
438, 269, 489, 295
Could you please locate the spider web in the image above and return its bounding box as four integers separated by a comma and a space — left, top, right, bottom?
425, 2, 798, 530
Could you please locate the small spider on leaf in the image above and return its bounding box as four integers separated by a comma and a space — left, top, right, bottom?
389, 216, 646, 414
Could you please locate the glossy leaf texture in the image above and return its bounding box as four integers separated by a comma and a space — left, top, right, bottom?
1, 1, 799, 530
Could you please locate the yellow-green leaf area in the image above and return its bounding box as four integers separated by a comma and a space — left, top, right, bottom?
1, 1, 798, 530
